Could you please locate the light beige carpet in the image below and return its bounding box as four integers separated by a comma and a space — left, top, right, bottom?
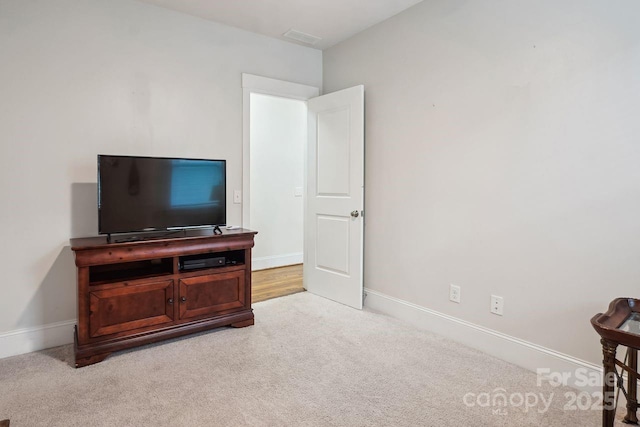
0, 292, 627, 426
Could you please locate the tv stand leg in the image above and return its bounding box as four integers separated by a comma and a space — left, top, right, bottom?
75, 353, 111, 368
230, 319, 254, 328
74, 326, 111, 368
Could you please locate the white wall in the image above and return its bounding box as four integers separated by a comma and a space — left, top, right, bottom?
324, 0, 640, 367
0, 0, 321, 357
249, 93, 305, 270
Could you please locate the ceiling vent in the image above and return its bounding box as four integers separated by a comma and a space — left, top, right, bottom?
283, 29, 322, 46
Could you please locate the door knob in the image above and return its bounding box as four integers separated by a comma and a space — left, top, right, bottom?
350, 210, 359, 218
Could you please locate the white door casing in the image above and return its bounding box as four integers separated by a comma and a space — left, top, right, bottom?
304, 85, 364, 309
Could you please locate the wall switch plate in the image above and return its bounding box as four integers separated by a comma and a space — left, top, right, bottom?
491, 295, 504, 315
233, 190, 242, 204
294, 187, 303, 197
449, 284, 461, 303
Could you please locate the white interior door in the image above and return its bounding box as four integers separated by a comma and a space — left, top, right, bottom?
304, 85, 364, 309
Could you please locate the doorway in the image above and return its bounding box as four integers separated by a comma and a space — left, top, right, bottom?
242, 74, 365, 309
242, 74, 319, 301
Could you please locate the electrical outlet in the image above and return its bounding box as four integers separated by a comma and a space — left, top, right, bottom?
449, 284, 461, 303
491, 295, 504, 315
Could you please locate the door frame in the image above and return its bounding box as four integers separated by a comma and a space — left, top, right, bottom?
241, 73, 320, 229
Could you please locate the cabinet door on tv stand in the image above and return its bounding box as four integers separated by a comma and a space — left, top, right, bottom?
89, 279, 175, 338
178, 271, 246, 320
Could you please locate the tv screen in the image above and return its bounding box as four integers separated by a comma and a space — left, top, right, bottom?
98, 155, 226, 235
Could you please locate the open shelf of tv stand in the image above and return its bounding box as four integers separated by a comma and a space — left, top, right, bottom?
70, 229, 257, 368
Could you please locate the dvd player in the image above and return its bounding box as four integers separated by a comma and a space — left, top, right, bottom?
180, 256, 226, 271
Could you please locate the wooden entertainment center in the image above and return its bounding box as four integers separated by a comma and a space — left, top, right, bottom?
70, 229, 256, 368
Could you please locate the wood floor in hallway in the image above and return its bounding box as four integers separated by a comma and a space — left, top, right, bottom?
252, 264, 305, 303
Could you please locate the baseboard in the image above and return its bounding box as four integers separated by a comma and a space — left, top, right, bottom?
363, 288, 602, 393
0, 319, 76, 360
252, 252, 303, 271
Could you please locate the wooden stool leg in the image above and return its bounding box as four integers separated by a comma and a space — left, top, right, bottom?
602, 339, 618, 427
625, 348, 638, 425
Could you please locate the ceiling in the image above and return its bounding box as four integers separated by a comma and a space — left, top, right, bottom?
136, 0, 423, 50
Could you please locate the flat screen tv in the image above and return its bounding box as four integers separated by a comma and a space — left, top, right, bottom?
98, 155, 226, 236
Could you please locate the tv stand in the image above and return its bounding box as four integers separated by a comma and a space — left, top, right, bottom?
70, 229, 257, 367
